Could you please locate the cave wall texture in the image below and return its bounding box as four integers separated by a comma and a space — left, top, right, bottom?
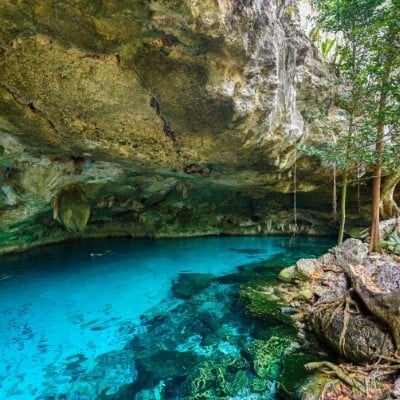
0, 0, 371, 253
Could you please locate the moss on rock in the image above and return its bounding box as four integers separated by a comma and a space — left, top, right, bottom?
239, 279, 296, 327
278, 265, 296, 282
243, 336, 300, 380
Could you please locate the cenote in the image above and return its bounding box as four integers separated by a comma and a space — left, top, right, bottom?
0, 236, 335, 400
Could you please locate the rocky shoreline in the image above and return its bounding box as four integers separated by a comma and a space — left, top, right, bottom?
275, 238, 400, 399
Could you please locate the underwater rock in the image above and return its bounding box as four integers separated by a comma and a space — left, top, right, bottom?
172, 273, 215, 299
97, 383, 137, 400
242, 336, 300, 380
178, 356, 251, 399
183, 163, 211, 177
134, 349, 200, 389
299, 373, 330, 400
239, 279, 296, 327
58, 183, 91, 231
1, 184, 18, 206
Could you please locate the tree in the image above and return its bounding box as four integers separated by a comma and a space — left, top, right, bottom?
311, 0, 400, 251
304, 1, 370, 246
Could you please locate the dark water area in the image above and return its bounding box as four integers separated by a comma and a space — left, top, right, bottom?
0, 236, 335, 399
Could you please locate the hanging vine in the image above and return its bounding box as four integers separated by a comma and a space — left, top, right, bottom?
292, 142, 298, 236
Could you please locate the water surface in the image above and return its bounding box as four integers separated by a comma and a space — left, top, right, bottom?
0, 236, 334, 399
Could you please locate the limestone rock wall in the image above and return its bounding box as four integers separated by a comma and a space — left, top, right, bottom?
0, 0, 367, 252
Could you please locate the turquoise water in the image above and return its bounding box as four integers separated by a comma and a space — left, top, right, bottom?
0, 236, 334, 399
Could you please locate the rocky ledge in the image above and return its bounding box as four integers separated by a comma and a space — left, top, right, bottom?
274, 238, 400, 399
0, 0, 374, 253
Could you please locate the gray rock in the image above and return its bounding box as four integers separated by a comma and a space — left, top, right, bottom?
295, 258, 318, 281
311, 288, 396, 362
375, 262, 400, 291
334, 239, 369, 266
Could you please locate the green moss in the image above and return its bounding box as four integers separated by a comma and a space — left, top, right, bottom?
278, 266, 296, 282
297, 283, 314, 301
244, 337, 298, 380
298, 373, 330, 400
58, 183, 90, 232
279, 352, 325, 397
151, 0, 192, 17
239, 283, 295, 327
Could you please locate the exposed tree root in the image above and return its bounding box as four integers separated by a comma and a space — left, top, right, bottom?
305, 361, 366, 394
304, 360, 400, 399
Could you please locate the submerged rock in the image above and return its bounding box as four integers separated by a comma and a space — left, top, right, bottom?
279, 352, 326, 398
178, 356, 251, 399
135, 349, 200, 388
172, 273, 215, 299
242, 336, 300, 380
239, 279, 296, 328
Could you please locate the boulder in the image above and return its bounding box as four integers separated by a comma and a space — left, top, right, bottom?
311, 288, 396, 362
294, 258, 319, 281
278, 266, 296, 283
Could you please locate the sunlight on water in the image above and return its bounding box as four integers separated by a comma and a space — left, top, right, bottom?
0, 236, 334, 399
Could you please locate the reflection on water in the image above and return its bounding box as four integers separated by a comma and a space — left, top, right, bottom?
0, 236, 334, 399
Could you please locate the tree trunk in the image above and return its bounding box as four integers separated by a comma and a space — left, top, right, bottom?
380, 172, 400, 219
369, 56, 393, 252
338, 173, 348, 245
370, 164, 382, 252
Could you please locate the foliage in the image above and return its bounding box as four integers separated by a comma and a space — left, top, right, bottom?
377, 232, 400, 255
308, 0, 400, 250
310, 27, 338, 62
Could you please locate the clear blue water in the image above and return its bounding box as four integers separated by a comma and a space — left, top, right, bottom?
0, 236, 335, 399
